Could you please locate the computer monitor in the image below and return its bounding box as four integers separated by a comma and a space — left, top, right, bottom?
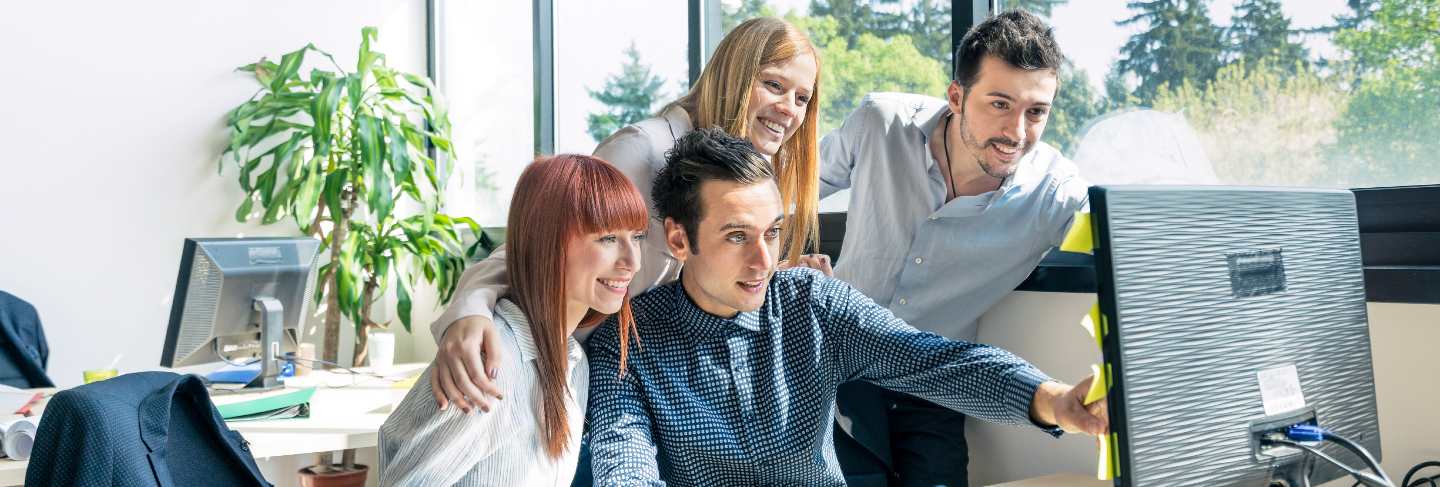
161, 237, 320, 389
1092, 186, 1382, 486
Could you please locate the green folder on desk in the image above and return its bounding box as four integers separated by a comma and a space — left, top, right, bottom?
216, 387, 316, 421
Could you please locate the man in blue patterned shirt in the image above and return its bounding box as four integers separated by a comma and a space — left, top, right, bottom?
586, 128, 1106, 486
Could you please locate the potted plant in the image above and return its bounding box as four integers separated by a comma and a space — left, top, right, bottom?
220, 27, 491, 482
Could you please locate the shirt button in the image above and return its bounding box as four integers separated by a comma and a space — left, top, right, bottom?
914, 257, 923, 264
898, 298, 907, 305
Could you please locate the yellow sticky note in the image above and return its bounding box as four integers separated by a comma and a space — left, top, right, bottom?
1060, 212, 1094, 254
1097, 431, 1112, 480
1084, 363, 1108, 405
391, 375, 420, 389
1111, 432, 1122, 478
1081, 303, 1105, 350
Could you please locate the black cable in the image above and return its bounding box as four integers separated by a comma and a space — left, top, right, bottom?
1324, 431, 1394, 486
1263, 438, 1392, 487
1401, 461, 1440, 487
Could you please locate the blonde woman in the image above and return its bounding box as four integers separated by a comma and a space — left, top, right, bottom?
427, 17, 830, 412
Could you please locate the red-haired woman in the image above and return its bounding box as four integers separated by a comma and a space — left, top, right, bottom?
377, 154, 646, 486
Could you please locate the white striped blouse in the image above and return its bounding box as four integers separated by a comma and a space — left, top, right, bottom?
379, 299, 589, 487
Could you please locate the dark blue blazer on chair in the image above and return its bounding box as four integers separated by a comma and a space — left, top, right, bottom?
0, 290, 52, 389
27, 372, 270, 487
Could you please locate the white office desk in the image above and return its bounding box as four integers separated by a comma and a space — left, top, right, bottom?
0, 363, 427, 486
987, 473, 1357, 486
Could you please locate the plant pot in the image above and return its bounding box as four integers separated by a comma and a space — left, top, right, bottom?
298, 464, 368, 487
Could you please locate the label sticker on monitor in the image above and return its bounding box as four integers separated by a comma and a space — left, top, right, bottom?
248, 246, 284, 265
1257, 364, 1306, 416
1227, 248, 1287, 297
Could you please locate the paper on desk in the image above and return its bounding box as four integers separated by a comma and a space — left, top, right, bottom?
1060, 212, 1094, 254
0, 415, 40, 460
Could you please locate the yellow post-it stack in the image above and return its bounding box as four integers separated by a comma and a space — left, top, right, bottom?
1084, 364, 1107, 405
1060, 211, 1094, 254
1079, 301, 1117, 480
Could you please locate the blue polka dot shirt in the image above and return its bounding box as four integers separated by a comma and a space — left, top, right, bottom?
586, 268, 1059, 486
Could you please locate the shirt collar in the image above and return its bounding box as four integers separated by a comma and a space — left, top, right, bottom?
661, 104, 694, 141
496, 299, 583, 365
920, 103, 1035, 197
664, 277, 764, 341
917, 103, 951, 171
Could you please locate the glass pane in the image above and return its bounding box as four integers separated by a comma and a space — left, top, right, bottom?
1012, 0, 1440, 188
554, 1, 689, 155
718, 0, 953, 211
437, 0, 534, 226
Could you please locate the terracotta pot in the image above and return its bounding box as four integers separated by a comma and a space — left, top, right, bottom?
298, 464, 368, 487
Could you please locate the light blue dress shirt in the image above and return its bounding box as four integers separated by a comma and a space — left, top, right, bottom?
585, 268, 1056, 486
819, 92, 1090, 341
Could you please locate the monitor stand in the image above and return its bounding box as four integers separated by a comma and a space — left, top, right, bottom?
243, 296, 286, 392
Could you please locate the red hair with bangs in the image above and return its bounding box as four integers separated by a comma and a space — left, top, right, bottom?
505, 154, 646, 459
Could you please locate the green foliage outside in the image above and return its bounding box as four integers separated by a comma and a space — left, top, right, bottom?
1153, 60, 1346, 186
782, 1, 954, 135
791, 14, 950, 135
583, 0, 1437, 187
586, 42, 668, 143
1332, 0, 1440, 186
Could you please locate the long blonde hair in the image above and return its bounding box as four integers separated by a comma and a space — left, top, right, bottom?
665, 17, 821, 264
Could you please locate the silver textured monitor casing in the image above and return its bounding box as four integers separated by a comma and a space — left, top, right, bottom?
161, 238, 319, 387
1092, 186, 1381, 486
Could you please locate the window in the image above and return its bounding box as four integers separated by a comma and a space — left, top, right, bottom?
714, 0, 954, 211
1012, 0, 1440, 188
553, 1, 689, 155
433, 0, 534, 225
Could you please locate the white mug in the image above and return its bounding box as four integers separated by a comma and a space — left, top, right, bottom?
367, 331, 396, 374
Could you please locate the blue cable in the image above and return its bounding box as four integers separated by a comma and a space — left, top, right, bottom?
1284, 423, 1393, 486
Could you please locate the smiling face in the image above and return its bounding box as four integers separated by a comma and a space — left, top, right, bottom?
743, 52, 818, 157
562, 228, 643, 326
948, 55, 1058, 180
665, 178, 784, 318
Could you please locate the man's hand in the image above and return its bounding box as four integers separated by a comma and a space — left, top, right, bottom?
430, 315, 506, 413
1029, 376, 1108, 436
782, 253, 834, 276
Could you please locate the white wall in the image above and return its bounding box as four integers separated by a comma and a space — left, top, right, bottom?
0, 0, 436, 386
968, 291, 1440, 485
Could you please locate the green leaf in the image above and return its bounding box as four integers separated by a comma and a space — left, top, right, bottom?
292, 164, 325, 231
337, 230, 365, 324
236, 144, 280, 192
384, 119, 412, 188
271, 44, 311, 93
395, 270, 413, 332
255, 163, 280, 206
261, 181, 295, 224
356, 115, 393, 223
237, 58, 279, 88
400, 72, 435, 92
373, 65, 400, 92
314, 261, 333, 304
357, 27, 379, 78
312, 73, 342, 156
322, 170, 347, 227
284, 137, 310, 181
234, 195, 254, 222
347, 69, 364, 113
